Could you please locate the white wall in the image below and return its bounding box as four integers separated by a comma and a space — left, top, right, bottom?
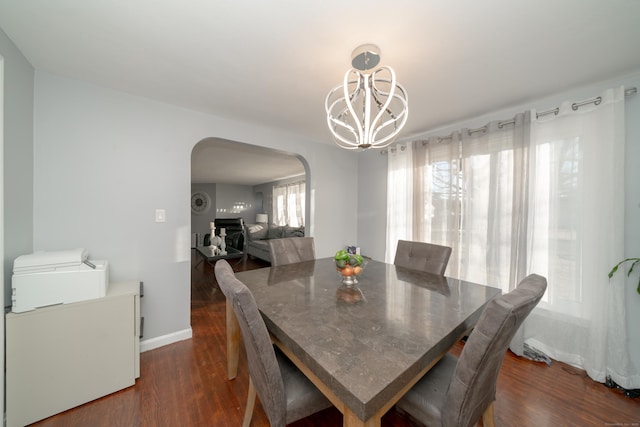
33, 72, 358, 345
356, 70, 640, 365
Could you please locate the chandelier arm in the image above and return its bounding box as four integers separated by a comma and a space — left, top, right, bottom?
372, 84, 409, 121
326, 82, 363, 147
342, 69, 365, 146
371, 98, 409, 146
328, 118, 359, 141
366, 66, 397, 144
328, 122, 361, 149
372, 111, 408, 145
327, 114, 360, 143
371, 90, 398, 120
330, 124, 361, 149
370, 78, 409, 116
326, 97, 363, 148
369, 83, 409, 146
325, 79, 364, 113
378, 92, 409, 126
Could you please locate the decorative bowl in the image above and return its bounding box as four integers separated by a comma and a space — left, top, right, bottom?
334, 250, 366, 287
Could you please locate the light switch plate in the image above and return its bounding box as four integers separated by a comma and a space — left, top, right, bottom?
155, 209, 166, 222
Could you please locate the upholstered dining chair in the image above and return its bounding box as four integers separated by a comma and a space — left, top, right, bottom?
393, 240, 453, 275
268, 236, 316, 266
396, 274, 547, 427
214, 259, 331, 427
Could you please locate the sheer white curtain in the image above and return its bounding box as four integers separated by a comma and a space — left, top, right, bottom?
272, 181, 305, 227
513, 86, 637, 389
456, 113, 530, 287
386, 86, 638, 388
385, 144, 414, 262
391, 113, 529, 283
408, 133, 463, 272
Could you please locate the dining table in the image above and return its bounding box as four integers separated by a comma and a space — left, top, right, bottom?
227, 257, 501, 427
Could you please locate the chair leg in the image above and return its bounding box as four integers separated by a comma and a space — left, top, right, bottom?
481, 401, 495, 427
242, 377, 257, 427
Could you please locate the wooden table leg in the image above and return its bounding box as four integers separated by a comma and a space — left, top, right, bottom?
343, 408, 379, 427
226, 298, 240, 380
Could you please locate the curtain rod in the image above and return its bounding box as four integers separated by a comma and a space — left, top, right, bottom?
535, 86, 636, 120
465, 87, 636, 136
381, 86, 637, 154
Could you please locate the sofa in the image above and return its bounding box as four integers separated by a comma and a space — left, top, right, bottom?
244, 223, 305, 263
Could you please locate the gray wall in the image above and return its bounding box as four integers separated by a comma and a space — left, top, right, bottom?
190, 182, 260, 246
356, 149, 388, 261
0, 28, 34, 305
214, 183, 258, 224
190, 183, 216, 246
1, 26, 35, 418
32, 71, 358, 345
356, 70, 640, 364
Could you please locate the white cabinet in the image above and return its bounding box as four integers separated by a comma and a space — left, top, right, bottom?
6, 281, 141, 427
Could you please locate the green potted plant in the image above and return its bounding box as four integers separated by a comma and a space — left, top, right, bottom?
608, 258, 640, 294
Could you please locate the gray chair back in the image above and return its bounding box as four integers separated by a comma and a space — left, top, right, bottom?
268, 237, 315, 266
443, 274, 547, 427
214, 260, 287, 426
394, 240, 452, 275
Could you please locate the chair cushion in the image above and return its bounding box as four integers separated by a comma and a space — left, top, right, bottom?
396, 353, 457, 427
276, 347, 331, 424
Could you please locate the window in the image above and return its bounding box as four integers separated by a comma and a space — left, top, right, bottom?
272, 181, 305, 227
386, 87, 636, 389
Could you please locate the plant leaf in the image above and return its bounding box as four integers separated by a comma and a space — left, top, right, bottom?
627, 259, 640, 277
608, 259, 640, 293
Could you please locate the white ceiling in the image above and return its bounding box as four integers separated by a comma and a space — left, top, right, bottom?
191, 138, 304, 185
2, 1, 640, 183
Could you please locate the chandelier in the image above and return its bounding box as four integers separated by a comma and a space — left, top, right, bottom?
325, 44, 408, 150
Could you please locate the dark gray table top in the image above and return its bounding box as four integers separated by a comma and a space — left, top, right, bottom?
235, 257, 501, 421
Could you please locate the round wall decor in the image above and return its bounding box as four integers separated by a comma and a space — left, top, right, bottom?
191, 191, 211, 214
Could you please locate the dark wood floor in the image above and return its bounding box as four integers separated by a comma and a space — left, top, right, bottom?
30, 251, 639, 426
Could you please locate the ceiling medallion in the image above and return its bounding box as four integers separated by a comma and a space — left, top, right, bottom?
325, 44, 409, 150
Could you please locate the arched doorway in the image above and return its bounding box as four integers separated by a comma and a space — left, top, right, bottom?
190, 137, 308, 247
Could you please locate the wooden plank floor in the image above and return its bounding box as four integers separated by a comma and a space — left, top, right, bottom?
30, 250, 639, 426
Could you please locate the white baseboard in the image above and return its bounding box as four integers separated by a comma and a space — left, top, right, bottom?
140, 327, 193, 353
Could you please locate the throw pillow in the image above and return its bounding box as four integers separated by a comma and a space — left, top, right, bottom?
267, 225, 285, 239
247, 224, 268, 240
284, 226, 305, 238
